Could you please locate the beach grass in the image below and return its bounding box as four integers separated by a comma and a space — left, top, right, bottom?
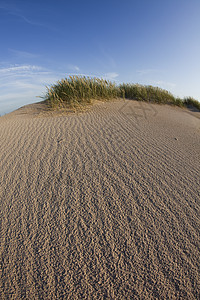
42, 76, 200, 111
183, 96, 200, 110
119, 83, 181, 105
42, 76, 120, 110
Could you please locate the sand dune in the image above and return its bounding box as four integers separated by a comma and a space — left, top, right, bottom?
0, 100, 200, 299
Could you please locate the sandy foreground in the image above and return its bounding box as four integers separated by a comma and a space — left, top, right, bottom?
0, 99, 199, 299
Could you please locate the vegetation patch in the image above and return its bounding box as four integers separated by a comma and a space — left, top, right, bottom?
183, 97, 200, 111
41, 76, 200, 111
42, 76, 120, 110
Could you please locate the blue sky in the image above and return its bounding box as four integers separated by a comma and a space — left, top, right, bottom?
0, 0, 200, 115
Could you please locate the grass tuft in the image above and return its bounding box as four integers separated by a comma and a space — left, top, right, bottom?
42, 76, 120, 110
183, 97, 200, 111
119, 84, 177, 104
41, 76, 200, 111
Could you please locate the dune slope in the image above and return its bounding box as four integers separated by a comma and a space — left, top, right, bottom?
0, 100, 200, 299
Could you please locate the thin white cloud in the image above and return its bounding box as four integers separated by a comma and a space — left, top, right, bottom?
103, 72, 119, 80
8, 48, 40, 59
67, 64, 81, 72
9, 11, 45, 27
74, 66, 80, 72
0, 65, 42, 73
137, 69, 160, 76
0, 3, 52, 29
0, 64, 59, 115
150, 80, 176, 89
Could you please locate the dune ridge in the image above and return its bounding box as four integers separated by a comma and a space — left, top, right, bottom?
0, 100, 200, 299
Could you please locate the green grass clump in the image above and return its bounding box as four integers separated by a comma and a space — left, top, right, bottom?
42, 76, 200, 111
183, 97, 200, 111
119, 83, 177, 105
119, 84, 200, 109
43, 76, 120, 109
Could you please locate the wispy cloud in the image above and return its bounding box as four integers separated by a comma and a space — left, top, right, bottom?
136, 69, 160, 76
8, 48, 40, 59
150, 80, 176, 89
67, 64, 81, 72
0, 2, 52, 29
103, 72, 119, 80
0, 65, 50, 83
0, 64, 42, 73
8, 11, 47, 27
0, 64, 59, 115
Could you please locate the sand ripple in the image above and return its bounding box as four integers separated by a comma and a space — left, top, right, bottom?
0, 100, 200, 299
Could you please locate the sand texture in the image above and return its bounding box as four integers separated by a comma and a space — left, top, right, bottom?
0, 100, 200, 299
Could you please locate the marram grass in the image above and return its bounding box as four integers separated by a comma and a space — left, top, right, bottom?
183, 97, 200, 110
42, 76, 200, 111
43, 76, 120, 110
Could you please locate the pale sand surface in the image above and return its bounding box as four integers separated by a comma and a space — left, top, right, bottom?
0, 100, 200, 299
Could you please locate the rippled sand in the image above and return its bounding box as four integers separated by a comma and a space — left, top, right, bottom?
0, 100, 199, 299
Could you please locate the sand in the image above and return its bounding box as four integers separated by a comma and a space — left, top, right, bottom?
0, 99, 200, 299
